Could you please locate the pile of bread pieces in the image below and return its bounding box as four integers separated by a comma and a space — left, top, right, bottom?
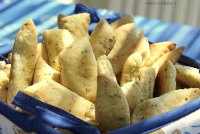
0, 13, 200, 132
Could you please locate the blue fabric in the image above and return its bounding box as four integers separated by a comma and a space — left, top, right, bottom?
75, 3, 123, 33
74, 3, 100, 23
0, 55, 8, 64
0, 98, 61, 134
12, 91, 90, 126
10, 91, 100, 134
0, 1, 200, 61
0, 100, 33, 132
1, 90, 199, 134
0, 1, 200, 134
75, 4, 124, 23
179, 55, 200, 70
0, 44, 13, 57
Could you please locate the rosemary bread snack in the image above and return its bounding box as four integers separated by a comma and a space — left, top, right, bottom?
0, 71, 9, 102
131, 88, 200, 124
22, 79, 95, 120
90, 19, 116, 59
1, 13, 199, 133
7, 19, 38, 106
59, 36, 97, 102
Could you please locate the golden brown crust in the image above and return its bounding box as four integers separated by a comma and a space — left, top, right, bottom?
108, 23, 138, 77
131, 88, 200, 124
175, 64, 200, 88
96, 74, 130, 131
97, 55, 117, 82
122, 79, 144, 113
155, 60, 176, 96
90, 19, 116, 59
60, 36, 97, 102
42, 29, 73, 71
33, 58, 60, 84
120, 53, 142, 86
58, 13, 90, 40
7, 19, 38, 105
36, 43, 49, 64
23, 79, 95, 119
139, 67, 156, 100
0, 71, 9, 102
151, 46, 185, 76
132, 31, 150, 62
144, 42, 176, 67
0, 64, 11, 78
110, 15, 133, 30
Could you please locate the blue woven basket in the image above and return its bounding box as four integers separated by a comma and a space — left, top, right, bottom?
0, 1, 200, 134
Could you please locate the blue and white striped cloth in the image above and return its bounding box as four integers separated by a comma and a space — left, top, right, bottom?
0, 0, 200, 61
